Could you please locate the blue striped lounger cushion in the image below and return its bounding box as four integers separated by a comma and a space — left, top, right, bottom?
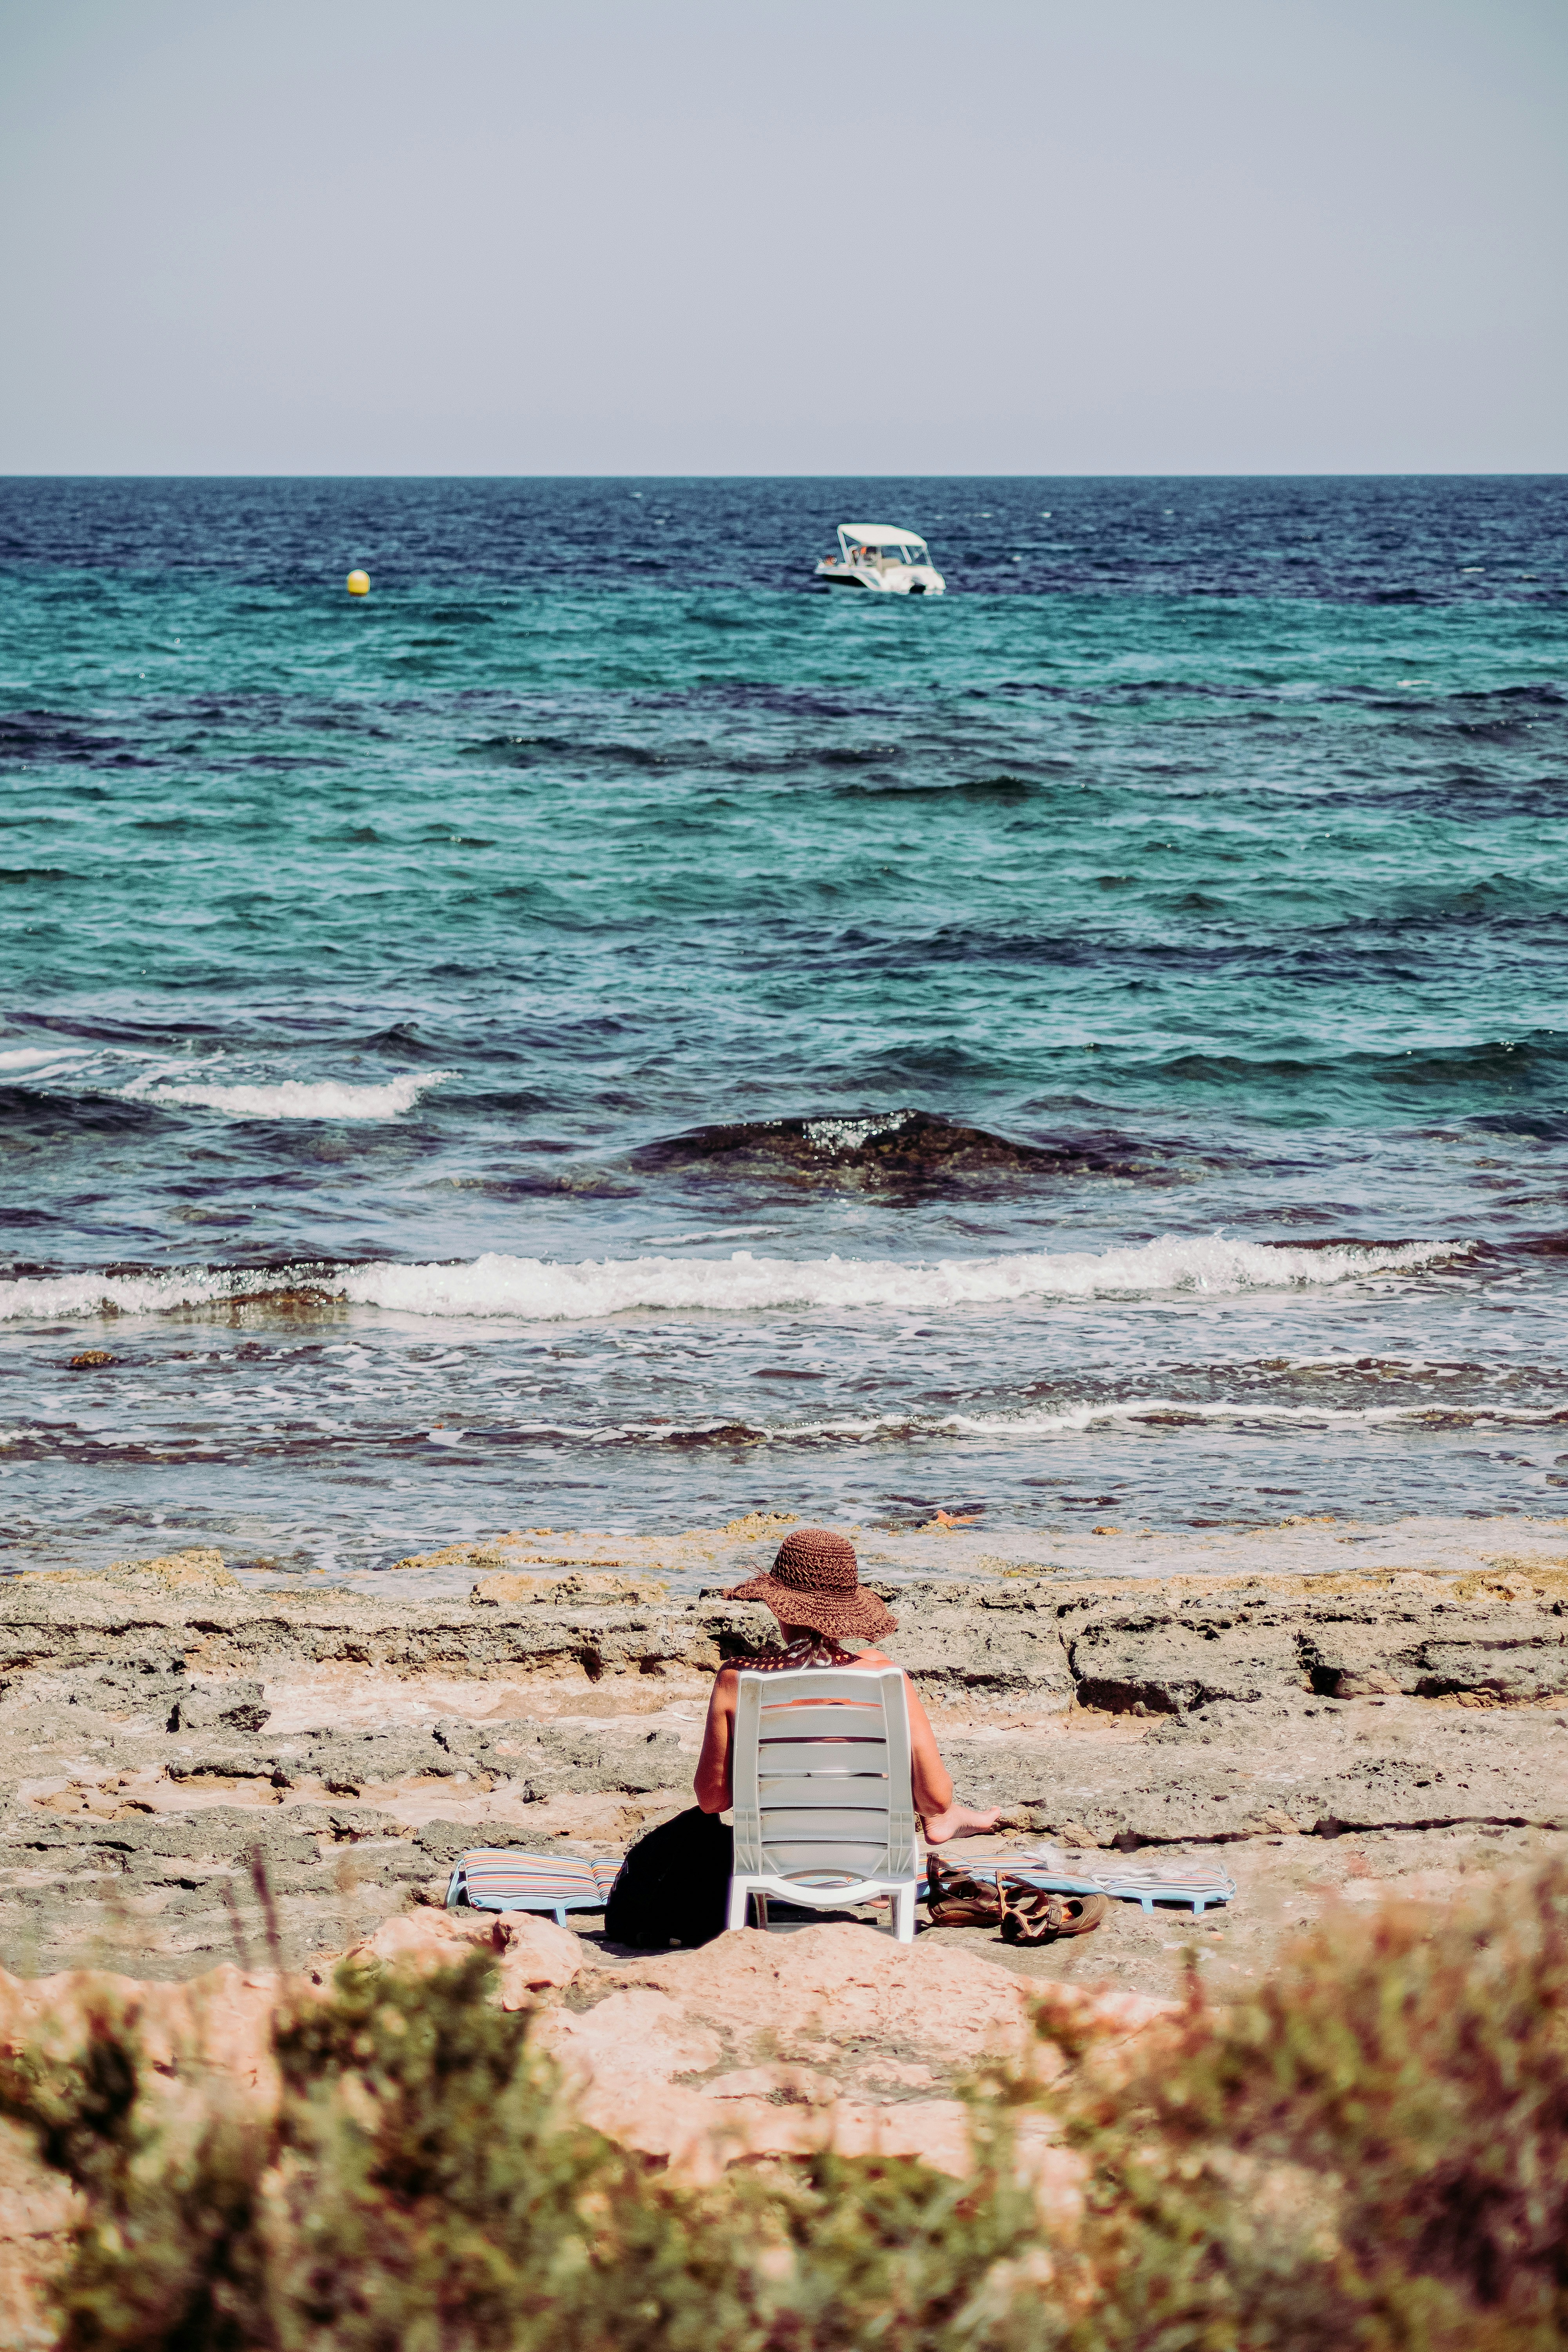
1094, 1858, 1237, 1914
926, 1840, 1236, 1916
446, 1848, 624, 1924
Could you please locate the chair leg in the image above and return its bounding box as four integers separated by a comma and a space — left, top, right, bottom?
725, 1878, 749, 1932
893, 1884, 916, 1944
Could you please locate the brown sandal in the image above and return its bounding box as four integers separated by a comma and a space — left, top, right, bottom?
925, 1858, 1004, 1929
998, 1880, 1109, 1945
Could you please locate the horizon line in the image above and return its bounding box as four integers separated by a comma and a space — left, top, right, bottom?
3, 467, 1566, 484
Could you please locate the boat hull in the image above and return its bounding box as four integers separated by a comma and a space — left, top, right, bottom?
814, 561, 945, 595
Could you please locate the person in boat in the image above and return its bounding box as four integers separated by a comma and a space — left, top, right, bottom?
695, 1525, 1002, 1842
604, 1526, 1000, 1949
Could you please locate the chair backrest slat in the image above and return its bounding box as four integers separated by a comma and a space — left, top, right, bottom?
757, 1778, 893, 1811
757, 1708, 888, 1740
732, 1666, 916, 1882
758, 1808, 895, 1839
760, 1845, 894, 1876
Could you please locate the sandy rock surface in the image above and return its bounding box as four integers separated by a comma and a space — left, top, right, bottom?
0, 1523, 1563, 2002
534, 1920, 1161, 2179
0, 2114, 81, 2352
187, 1506, 1568, 1602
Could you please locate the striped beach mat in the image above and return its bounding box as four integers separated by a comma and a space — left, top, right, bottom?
1095, 1857, 1237, 1914
924, 1840, 1236, 1916
445, 1848, 624, 1924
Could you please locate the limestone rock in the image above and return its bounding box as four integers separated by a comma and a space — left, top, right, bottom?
339, 1908, 584, 2005
490, 1913, 587, 2004
167, 1679, 272, 1733
542, 1985, 724, 2083
891, 1599, 1075, 1706
612, 1920, 1034, 2069
1058, 1585, 1568, 1715
412, 1818, 486, 1867
537, 1922, 1171, 2180
1068, 1608, 1302, 1713
472, 1572, 669, 1608
13, 1548, 240, 1597
0, 2113, 87, 2350
0, 1960, 283, 2105
954, 1701, 1568, 1843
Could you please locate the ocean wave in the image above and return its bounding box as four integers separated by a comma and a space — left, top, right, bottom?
0, 1045, 92, 1072
576, 1392, 1568, 1446
448, 1392, 1568, 1450
6, 1389, 1559, 1467
0, 1233, 1457, 1325
121, 1071, 449, 1122
941, 1396, 1568, 1438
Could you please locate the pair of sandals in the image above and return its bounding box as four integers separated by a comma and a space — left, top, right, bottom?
927, 1858, 1109, 1945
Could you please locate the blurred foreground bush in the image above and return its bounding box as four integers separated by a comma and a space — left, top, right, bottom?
1, 1864, 1564, 2351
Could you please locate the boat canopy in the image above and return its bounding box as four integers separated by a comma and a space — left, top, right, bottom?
839, 524, 927, 549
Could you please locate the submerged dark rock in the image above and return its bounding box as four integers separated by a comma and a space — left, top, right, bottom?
630, 1109, 1144, 1185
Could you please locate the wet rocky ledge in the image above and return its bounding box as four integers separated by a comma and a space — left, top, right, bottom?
0, 1521, 1564, 2000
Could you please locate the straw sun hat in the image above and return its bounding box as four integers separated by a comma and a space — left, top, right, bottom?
725, 1526, 897, 1642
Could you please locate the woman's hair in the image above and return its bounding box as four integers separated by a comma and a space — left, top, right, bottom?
743, 1628, 860, 1673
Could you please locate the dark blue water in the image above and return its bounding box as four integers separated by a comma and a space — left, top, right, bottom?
3, 476, 1566, 1572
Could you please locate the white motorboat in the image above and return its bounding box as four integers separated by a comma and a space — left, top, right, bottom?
814, 524, 946, 595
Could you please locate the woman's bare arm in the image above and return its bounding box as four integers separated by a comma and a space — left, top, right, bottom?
904, 1677, 955, 1816
903, 1676, 1000, 1840
693, 1664, 738, 1813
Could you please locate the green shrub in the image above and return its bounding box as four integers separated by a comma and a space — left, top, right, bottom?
0, 1985, 266, 2351
1, 1866, 1564, 2351
1053, 1860, 1568, 2351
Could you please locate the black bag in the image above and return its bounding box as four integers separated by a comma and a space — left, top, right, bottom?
604, 1806, 734, 1949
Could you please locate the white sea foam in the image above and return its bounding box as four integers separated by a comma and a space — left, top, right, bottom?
0, 1045, 93, 1071
0, 1233, 1456, 1325
125, 1071, 449, 1121
583, 1394, 1566, 1446
334, 1234, 1452, 1318
938, 1396, 1566, 1438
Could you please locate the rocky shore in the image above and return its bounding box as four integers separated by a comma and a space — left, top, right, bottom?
0, 1516, 1564, 2003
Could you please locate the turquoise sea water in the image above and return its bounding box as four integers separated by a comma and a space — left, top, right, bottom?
2, 476, 1566, 1571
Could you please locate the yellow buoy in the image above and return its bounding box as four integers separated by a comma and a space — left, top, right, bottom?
346, 568, 370, 596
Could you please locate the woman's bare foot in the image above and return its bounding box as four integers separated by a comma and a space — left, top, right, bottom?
920, 1802, 1004, 1844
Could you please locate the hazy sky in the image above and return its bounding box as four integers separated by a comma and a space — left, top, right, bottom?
2, 0, 1563, 474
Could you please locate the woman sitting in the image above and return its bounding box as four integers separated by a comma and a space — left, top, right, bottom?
696, 1526, 1002, 1842
605, 1527, 999, 1949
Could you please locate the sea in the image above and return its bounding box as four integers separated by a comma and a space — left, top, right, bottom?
2, 474, 1566, 1576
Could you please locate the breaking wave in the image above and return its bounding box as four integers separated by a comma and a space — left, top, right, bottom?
531, 1393, 1568, 1447
0, 1232, 1458, 1324
0, 1045, 93, 1072
122, 1071, 448, 1121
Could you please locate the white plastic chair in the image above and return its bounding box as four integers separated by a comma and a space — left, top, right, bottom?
725, 1665, 919, 1942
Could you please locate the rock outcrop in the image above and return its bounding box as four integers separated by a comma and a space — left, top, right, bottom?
0, 1904, 1165, 2336
3, 1562, 1562, 1713
0, 1554, 1563, 1987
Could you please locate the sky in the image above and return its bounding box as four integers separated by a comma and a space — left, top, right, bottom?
0, 0, 1564, 475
